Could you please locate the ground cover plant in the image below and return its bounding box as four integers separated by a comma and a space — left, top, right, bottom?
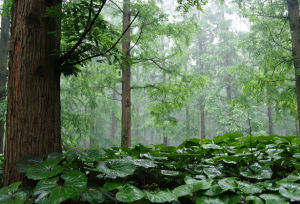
0, 133, 300, 203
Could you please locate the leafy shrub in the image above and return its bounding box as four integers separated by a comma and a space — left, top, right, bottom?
0, 133, 300, 203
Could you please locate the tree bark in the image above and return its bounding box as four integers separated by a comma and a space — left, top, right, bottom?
111, 87, 117, 139
0, 0, 10, 154
121, 0, 131, 147
267, 106, 273, 136
4, 0, 62, 186
287, 0, 300, 129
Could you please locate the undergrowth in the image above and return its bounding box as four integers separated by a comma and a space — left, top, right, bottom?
1, 133, 300, 203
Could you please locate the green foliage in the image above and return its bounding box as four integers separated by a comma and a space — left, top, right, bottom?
176, 0, 208, 13
1, 134, 300, 203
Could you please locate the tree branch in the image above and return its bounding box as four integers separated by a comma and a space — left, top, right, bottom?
72, 11, 140, 66
60, 0, 107, 64
129, 21, 145, 51
131, 84, 161, 90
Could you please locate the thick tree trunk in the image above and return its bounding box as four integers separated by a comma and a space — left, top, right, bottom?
267, 106, 273, 136
4, 0, 62, 186
111, 87, 117, 139
121, 0, 131, 147
287, 0, 300, 129
0, 0, 10, 154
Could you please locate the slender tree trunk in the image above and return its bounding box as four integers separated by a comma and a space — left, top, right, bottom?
296, 119, 299, 136
90, 116, 96, 147
163, 137, 168, 146
225, 51, 232, 103
267, 106, 273, 136
185, 106, 190, 137
0, 0, 10, 154
135, 103, 140, 138
121, 0, 131, 147
287, 0, 300, 129
4, 0, 62, 186
163, 126, 167, 146
111, 88, 117, 139
200, 105, 205, 139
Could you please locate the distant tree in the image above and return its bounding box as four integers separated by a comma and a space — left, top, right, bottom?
121, 0, 132, 147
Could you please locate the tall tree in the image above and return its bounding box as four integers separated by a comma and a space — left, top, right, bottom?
267, 106, 273, 135
111, 87, 117, 139
287, 0, 300, 129
4, 0, 62, 185
0, 0, 10, 154
121, 0, 131, 147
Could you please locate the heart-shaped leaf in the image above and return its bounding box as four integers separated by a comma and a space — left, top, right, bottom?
33, 170, 87, 203
95, 159, 136, 179
116, 184, 144, 202
0, 182, 26, 204
240, 163, 272, 180
144, 190, 177, 203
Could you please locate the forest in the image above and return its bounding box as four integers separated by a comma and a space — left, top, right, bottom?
0, 0, 300, 203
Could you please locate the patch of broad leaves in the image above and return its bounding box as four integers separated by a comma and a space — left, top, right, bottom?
0, 133, 300, 203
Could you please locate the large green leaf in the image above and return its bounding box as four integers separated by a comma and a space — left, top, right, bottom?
196, 197, 225, 204
203, 167, 223, 178
279, 186, 300, 201
259, 193, 289, 204
237, 181, 264, 194
101, 182, 123, 191
26, 158, 63, 180
0, 182, 26, 204
144, 190, 177, 203
203, 184, 225, 196
95, 159, 136, 178
222, 156, 241, 164
161, 170, 180, 176
184, 176, 212, 191
240, 163, 272, 180
245, 195, 264, 204
202, 144, 222, 150
33, 170, 87, 203
172, 184, 193, 197
16, 155, 43, 173
116, 184, 144, 202
130, 159, 157, 168
219, 192, 242, 204
81, 187, 105, 204
218, 178, 237, 191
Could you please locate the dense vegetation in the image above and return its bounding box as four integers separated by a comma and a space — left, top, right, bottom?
0, 0, 300, 203
1, 134, 300, 203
